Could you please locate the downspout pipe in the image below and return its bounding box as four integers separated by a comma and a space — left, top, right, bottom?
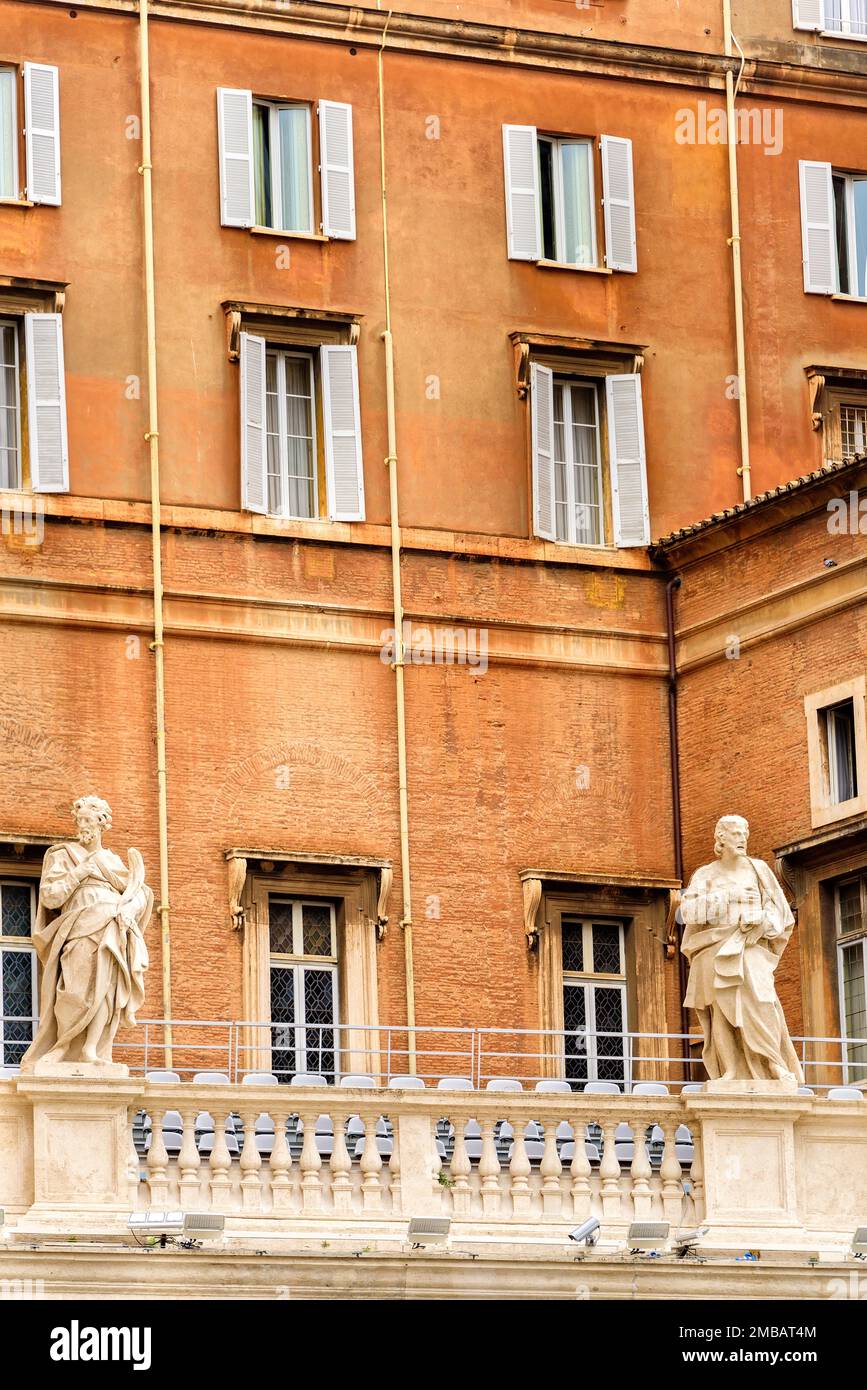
138, 0, 173, 1065
723, 0, 752, 502
377, 8, 417, 1072
665, 576, 690, 1055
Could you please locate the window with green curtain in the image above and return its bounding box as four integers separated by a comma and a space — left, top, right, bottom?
0, 69, 16, 200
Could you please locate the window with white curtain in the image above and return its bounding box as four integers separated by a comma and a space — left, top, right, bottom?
822, 699, 859, 805
825, 0, 867, 37
0, 319, 20, 489
552, 379, 603, 545
265, 348, 317, 519
0, 67, 17, 200
836, 875, 867, 1083
253, 100, 313, 234
833, 171, 867, 298
538, 137, 596, 267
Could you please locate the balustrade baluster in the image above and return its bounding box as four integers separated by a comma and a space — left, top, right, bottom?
239, 1107, 263, 1211
146, 1112, 169, 1208
208, 1110, 233, 1209
177, 1107, 201, 1209
449, 1119, 472, 1216
689, 1125, 704, 1221
127, 1104, 141, 1209
478, 1117, 501, 1216
298, 1105, 323, 1213
660, 1119, 684, 1225
388, 1122, 402, 1211
329, 1111, 353, 1214
268, 1108, 295, 1213
629, 1116, 653, 1220
570, 1117, 592, 1221
598, 1119, 623, 1221
508, 1115, 532, 1217
359, 1111, 384, 1212
540, 1118, 563, 1217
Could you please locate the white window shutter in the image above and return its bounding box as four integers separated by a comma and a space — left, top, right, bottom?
240, 332, 268, 514
24, 313, 69, 492
531, 362, 556, 541
321, 344, 365, 521
799, 161, 836, 294
217, 88, 254, 228
318, 101, 356, 240
601, 135, 637, 273
606, 374, 650, 548
793, 0, 824, 31
502, 125, 541, 261
24, 63, 61, 205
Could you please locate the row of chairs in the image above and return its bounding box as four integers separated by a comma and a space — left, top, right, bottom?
144, 1070, 866, 1101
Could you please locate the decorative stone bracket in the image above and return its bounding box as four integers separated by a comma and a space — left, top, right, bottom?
522, 876, 543, 950
223, 303, 362, 362
225, 849, 393, 940
510, 331, 646, 400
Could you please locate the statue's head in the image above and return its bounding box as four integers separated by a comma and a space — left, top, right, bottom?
71, 795, 112, 846
714, 814, 749, 858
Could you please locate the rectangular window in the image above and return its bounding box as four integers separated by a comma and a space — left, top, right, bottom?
840, 402, 867, 459
561, 917, 627, 1087
832, 171, 867, 298
268, 898, 338, 1081
265, 349, 317, 519
0, 880, 37, 1068
0, 319, 21, 488
538, 137, 596, 267
252, 100, 313, 234
825, 0, 867, 37
836, 875, 867, 1082
552, 379, 603, 545
0, 66, 17, 200
822, 698, 858, 804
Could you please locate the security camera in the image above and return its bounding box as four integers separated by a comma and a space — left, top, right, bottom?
569, 1218, 600, 1248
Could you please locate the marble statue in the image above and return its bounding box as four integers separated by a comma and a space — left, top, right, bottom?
680, 815, 804, 1085
21, 797, 152, 1070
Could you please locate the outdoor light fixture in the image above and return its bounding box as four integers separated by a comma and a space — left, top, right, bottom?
627, 1221, 670, 1253
128, 1211, 225, 1248
851, 1227, 867, 1259
674, 1226, 708, 1259
568, 1218, 600, 1248
407, 1217, 450, 1248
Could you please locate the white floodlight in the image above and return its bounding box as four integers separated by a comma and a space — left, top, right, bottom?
128, 1211, 184, 1237
851, 1227, 867, 1258
407, 1217, 450, 1248
182, 1213, 225, 1239
627, 1221, 670, 1253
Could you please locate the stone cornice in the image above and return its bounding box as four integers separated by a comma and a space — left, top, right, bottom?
25, 0, 867, 101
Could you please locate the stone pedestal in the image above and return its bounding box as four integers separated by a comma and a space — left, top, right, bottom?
14, 1074, 141, 1235
685, 1090, 812, 1250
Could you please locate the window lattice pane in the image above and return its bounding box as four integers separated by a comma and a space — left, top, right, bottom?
1, 949, 34, 1067
269, 901, 295, 955
561, 919, 584, 973
302, 904, 332, 957
842, 944, 867, 1079
838, 879, 865, 937
269, 965, 295, 1025
303, 969, 335, 1077
593, 986, 625, 1081
563, 983, 587, 1083
592, 924, 622, 975
1, 884, 32, 938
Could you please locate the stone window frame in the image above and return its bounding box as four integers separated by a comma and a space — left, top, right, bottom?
804, 675, 867, 829
226, 849, 391, 1079
806, 366, 867, 463
521, 870, 674, 1084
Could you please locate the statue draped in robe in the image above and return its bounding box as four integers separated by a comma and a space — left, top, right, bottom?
680, 815, 803, 1085
21, 797, 151, 1070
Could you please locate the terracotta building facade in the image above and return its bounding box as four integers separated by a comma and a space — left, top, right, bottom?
0, 0, 866, 1095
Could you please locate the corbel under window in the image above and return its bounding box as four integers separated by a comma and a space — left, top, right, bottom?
510, 332, 646, 400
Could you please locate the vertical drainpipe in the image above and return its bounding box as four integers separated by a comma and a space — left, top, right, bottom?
138, 0, 173, 1065
377, 7, 417, 1071
665, 576, 690, 1049
723, 0, 752, 502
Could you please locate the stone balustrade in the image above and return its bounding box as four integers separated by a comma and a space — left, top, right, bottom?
1, 1074, 866, 1256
